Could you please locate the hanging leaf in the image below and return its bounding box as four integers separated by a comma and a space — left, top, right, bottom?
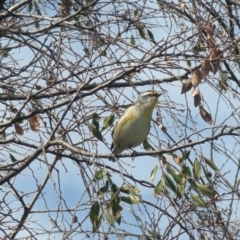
94, 170, 108, 181
120, 196, 135, 204
163, 173, 176, 193
92, 113, 100, 131
129, 194, 142, 204
177, 184, 185, 198
181, 151, 190, 161
72, 215, 78, 223
192, 45, 205, 52
196, 183, 215, 198
147, 29, 156, 44
193, 160, 202, 180
119, 185, 140, 195
104, 210, 116, 226
186, 59, 191, 67
199, 106, 213, 125
191, 194, 207, 208
201, 59, 210, 78
9, 153, 17, 163
138, 28, 146, 39
28, 114, 41, 132
170, 153, 182, 165
218, 75, 228, 91
181, 165, 192, 179
130, 35, 135, 46
14, 122, 24, 137
134, 8, 139, 16
193, 92, 201, 107
204, 158, 218, 170
102, 114, 114, 130
97, 181, 109, 198
154, 179, 164, 195
89, 201, 101, 232
166, 165, 185, 185
150, 165, 158, 182
210, 48, 222, 75
204, 25, 215, 45
87, 122, 103, 141
143, 138, 151, 151
191, 69, 202, 88
90, 202, 100, 217
181, 80, 193, 94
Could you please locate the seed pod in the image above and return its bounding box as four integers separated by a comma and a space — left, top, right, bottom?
14, 123, 24, 137
201, 59, 210, 79
199, 106, 213, 125
191, 69, 202, 88
28, 115, 41, 132
181, 80, 193, 94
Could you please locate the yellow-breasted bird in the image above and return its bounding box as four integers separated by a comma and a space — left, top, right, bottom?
111, 90, 161, 153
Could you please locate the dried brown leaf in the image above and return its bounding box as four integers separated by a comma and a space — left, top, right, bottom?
201, 59, 210, 78
199, 106, 213, 125
72, 215, 78, 223
199, 34, 207, 46
28, 115, 41, 132
46, 75, 54, 86
191, 69, 202, 88
194, 92, 201, 107
210, 48, 222, 75
14, 123, 24, 137
208, 38, 215, 49
181, 80, 193, 94
205, 25, 215, 45
191, 89, 198, 97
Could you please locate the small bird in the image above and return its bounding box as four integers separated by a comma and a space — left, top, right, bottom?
111, 90, 161, 153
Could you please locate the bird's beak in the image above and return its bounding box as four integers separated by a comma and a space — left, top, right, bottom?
156, 93, 162, 97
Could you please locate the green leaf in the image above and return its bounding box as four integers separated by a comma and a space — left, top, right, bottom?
143, 138, 151, 151
84, 47, 90, 57
90, 201, 100, 222
218, 75, 228, 91
154, 179, 164, 195
102, 114, 114, 130
120, 196, 135, 204
119, 185, 140, 194
193, 160, 202, 180
94, 170, 108, 181
191, 194, 207, 208
147, 29, 156, 44
196, 183, 215, 198
177, 184, 185, 198
138, 28, 146, 39
28, 0, 34, 12
134, 8, 139, 16
104, 210, 116, 226
9, 153, 17, 163
129, 194, 142, 204
181, 151, 190, 160
87, 122, 103, 141
181, 165, 191, 179
204, 158, 218, 170
130, 35, 135, 46
166, 165, 184, 185
193, 45, 205, 52
163, 173, 176, 193
97, 181, 109, 198
186, 59, 191, 67
150, 165, 158, 182
89, 201, 101, 232
92, 113, 100, 130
